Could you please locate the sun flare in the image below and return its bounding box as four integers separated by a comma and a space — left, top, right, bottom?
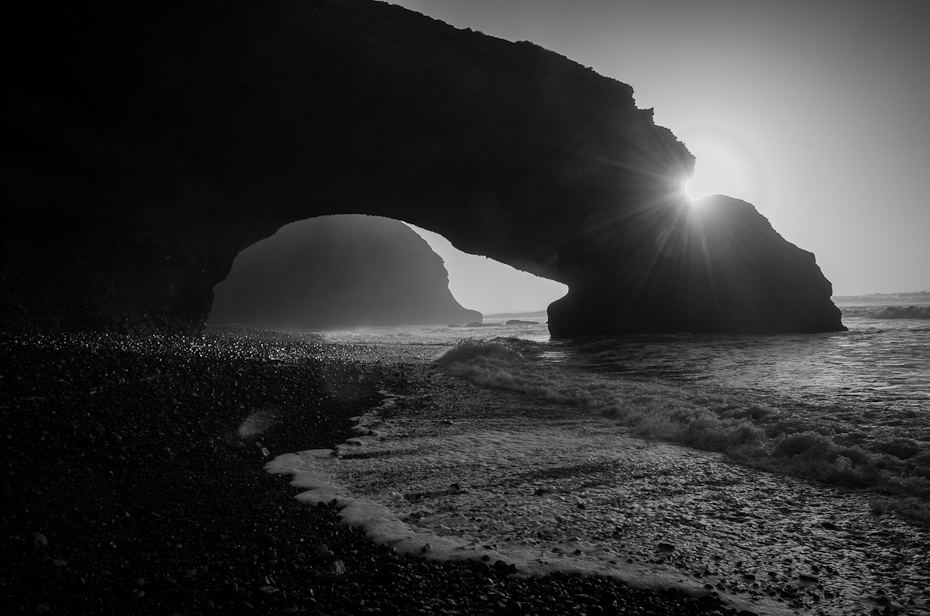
678, 125, 768, 208
684, 144, 741, 203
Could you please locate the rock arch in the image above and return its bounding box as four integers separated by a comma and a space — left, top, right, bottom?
0, 0, 843, 335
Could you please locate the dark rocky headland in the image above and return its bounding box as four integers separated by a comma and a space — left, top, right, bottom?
1, 0, 842, 336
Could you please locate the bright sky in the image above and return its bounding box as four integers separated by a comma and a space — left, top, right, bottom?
390, 0, 930, 299
405, 223, 566, 314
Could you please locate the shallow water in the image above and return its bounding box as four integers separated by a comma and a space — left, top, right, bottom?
322, 313, 930, 495
322, 312, 930, 493
262, 311, 930, 614
539, 316, 930, 469
271, 367, 930, 616
321, 313, 930, 440
551, 317, 930, 417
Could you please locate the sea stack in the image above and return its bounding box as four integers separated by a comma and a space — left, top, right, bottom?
0, 0, 844, 336
548, 195, 844, 336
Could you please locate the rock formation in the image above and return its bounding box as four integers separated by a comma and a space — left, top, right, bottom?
548, 195, 842, 336
208, 216, 481, 329
0, 0, 844, 335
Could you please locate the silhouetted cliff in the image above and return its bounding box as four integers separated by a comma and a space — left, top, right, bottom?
208, 216, 480, 329
0, 0, 843, 335
549, 195, 841, 335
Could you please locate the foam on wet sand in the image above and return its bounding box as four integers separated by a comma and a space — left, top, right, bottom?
268, 366, 930, 616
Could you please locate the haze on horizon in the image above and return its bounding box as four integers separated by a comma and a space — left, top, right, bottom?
389, 0, 930, 301
405, 224, 567, 315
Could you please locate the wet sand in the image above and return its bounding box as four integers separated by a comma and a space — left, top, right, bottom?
272, 361, 930, 615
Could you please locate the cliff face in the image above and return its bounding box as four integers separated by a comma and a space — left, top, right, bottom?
208, 216, 481, 329
548, 195, 842, 336
0, 0, 844, 335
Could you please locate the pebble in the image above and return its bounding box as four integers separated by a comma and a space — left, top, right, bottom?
33, 533, 48, 549
257, 532, 276, 547
324, 559, 347, 578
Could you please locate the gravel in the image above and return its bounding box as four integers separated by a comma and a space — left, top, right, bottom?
1, 328, 748, 615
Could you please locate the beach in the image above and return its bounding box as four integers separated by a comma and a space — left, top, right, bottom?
271, 340, 930, 616
2, 328, 744, 615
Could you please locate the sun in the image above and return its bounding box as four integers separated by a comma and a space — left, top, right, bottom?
684, 145, 741, 203
677, 125, 768, 207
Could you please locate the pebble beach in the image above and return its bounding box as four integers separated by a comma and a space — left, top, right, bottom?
2, 328, 746, 616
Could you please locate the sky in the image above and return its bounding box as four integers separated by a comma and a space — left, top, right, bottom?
406, 223, 566, 314
390, 0, 930, 308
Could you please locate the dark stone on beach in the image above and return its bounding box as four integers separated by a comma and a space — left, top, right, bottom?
1, 1, 843, 337
493, 560, 517, 573
472, 560, 491, 573
798, 574, 819, 584
323, 559, 347, 579
257, 532, 276, 547
32, 532, 48, 550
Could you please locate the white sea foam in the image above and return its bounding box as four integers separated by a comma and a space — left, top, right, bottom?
277, 319, 930, 613
435, 337, 930, 507
269, 385, 930, 615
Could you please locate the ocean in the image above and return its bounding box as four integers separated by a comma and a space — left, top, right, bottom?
322, 304, 930, 495
271, 302, 930, 615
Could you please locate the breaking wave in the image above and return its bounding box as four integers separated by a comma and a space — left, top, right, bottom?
840, 305, 930, 320
436, 338, 930, 513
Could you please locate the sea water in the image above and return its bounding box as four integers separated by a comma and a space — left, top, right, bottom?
316, 307, 930, 508
324, 308, 930, 494
493, 312, 930, 495
272, 305, 930, 615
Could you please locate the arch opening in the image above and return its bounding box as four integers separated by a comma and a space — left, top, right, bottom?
207, 215, 567, 331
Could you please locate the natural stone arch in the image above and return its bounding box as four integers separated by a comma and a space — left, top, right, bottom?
0, 0, 843, 335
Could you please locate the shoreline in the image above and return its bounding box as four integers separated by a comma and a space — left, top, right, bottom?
1, 329, 741, 615
273, 359, 930, 616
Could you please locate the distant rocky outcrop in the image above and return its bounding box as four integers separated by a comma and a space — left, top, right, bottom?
208, 216, 480, 329
0, 1, 844, 335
